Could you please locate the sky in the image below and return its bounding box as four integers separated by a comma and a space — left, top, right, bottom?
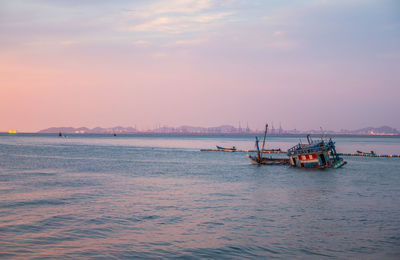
0, 0, 399, 132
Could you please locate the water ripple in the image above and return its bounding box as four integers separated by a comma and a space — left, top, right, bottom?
0, 134, 400, 258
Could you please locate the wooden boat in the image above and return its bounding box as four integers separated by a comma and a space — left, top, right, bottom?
248, 124, 290, 165
247, 154, 289, 165
216, 145, 236, 151
287, 135, 346, 169
357, 150, 375, 155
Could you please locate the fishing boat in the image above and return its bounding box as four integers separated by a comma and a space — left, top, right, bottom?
357, 150, 375, 155
247, 124, 290, 165
287, 135, 346, 168
216, 145, 237, 151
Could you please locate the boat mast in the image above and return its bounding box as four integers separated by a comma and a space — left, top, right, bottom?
261, 124, 268, 157
255, 136, 261, 162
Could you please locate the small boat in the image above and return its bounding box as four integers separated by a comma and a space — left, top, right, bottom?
357, 150, 375, 155
287, 135, 346, 168
247, 124, 290, 165
216, 145, 236, 151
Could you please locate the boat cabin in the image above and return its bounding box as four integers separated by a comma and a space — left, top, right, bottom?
287, 136, 346, 169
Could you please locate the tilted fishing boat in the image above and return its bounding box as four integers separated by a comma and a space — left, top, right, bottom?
247, 124, 290, 165
287, 135, 346, 168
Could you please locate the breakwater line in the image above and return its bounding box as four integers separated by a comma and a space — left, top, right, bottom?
201, 149, 400, 158
339, 153, 400, 158
200, 149, 285, 153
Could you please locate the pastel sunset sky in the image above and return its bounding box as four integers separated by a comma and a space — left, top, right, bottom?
1, 0, 399, 132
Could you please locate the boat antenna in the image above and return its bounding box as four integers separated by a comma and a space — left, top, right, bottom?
307, 134, 312, 144
261, 123, 268, 157
320, 127, 327, 142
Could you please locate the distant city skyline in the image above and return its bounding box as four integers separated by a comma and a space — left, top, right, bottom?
1, 0, 399, 132
30, 124, 400, 136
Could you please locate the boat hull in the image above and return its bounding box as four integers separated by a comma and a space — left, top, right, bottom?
216, 146, 236, 151
247, 155, 290, 165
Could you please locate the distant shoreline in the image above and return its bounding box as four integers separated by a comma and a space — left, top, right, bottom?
1, 132, 399, 138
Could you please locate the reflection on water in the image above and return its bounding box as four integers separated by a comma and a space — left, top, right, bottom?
0, 134, 399, 258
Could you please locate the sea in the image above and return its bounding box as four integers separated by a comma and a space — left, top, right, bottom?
1, 133, 400, 259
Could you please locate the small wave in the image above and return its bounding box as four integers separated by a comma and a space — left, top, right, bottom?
299, 248, 333, 257
181, 244, 281, 259
0, 198, 67, 209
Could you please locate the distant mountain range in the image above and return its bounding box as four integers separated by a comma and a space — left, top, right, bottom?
37, 125, 400, 135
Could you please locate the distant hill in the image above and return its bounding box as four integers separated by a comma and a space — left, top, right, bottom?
340, 126, 400, 135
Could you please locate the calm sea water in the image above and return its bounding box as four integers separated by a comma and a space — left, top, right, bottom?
1, 134, 400, 259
